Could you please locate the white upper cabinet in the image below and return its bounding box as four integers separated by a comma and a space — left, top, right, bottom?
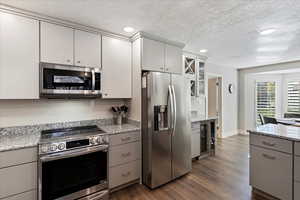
165, 44, 182, 74
41, 22, 74, 65
0, 12, 39, 99
102, 36, 132, 98
74, 30, 101, 68
141, 38, 165, 72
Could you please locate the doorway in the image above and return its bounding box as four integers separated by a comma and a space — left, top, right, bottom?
207, 74, 222, 138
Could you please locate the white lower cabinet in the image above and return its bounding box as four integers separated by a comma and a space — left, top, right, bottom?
0, 162, 37, 199
109, 131, 141, 190
109, 160, 140, 189
250, 145, 292, 200
3, 190, 37, 200
191, 133, 200, 158
109, 142, 140, 167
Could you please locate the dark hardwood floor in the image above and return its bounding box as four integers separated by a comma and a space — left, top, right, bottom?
111, 135, 265, 200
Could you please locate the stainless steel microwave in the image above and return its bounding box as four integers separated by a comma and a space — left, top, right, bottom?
40, 63, 101, 98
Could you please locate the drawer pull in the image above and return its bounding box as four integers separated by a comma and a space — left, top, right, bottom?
262, 141, 276, 147
121, 137, 131, 142
262, 153, 276, 160
121, 152, 131, 157
121, 171, 131, 177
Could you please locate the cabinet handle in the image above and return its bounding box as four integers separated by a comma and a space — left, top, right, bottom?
121, 171, 131, 177
262, 153, 276, 160
77, 61, 81, 63
104, 93, 108, 96
262, 141, 276, 147
121, 152, 131, 157
121, 137, 131, 142
160, 67, 164, 70
67, 59, 71, 62
166, 68, 169, 71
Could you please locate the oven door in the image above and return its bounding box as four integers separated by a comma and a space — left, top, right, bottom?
40, 63, 101, 97
39, 145, 108, 200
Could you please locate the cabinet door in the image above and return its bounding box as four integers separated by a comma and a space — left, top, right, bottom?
250, 145, 292, 200
102, 36, 131, 98
0, 12, 39, 99
41, 22, 73, 65
74, 30, 101, 68
191, 133, 200, 158
165, 44, 182, 74
141, 38, 164, 72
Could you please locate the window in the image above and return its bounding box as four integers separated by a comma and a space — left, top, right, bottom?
256, 81, 276, 125
287, 81, 300, 113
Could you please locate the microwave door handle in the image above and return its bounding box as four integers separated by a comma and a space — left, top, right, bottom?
171, 85, 176, 136
40, 145, 108, 162
92, 69, 96, 91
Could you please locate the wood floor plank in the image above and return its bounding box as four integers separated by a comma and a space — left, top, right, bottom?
111, 135, 267, 200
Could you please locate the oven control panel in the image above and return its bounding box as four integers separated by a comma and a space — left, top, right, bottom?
39, 135, 109, 154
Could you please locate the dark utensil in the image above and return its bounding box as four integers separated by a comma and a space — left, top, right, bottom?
111, 107, 117, 113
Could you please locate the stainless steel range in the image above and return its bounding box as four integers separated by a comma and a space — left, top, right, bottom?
38, 125, 109, 200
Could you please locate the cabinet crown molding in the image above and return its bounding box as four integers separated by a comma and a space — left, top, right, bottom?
183, 51, 208, 61
131, 31, 185, 48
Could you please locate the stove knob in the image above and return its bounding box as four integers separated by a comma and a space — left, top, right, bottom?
50, 144, 57, 152
90, 137, 97, 145
97, 136, 103, 144
58, 143, 65, 150
41, 145, 49, 153
102, 136, 108, 144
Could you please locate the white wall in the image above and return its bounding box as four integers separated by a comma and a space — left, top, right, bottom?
206, 62, 238, 138
0, 99, 124, 127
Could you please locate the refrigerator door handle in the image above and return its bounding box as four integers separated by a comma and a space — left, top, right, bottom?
168, 85, 174, 132
171, 85, 177, 136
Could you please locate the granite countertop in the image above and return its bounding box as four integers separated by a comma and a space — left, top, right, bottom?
248, 124, 300, 142
0, 119, 140, 152
191, 116, 218, 123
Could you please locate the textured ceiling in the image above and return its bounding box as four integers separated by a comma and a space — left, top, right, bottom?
1, 0, 300, 68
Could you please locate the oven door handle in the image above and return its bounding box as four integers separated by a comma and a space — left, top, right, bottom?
40, 145, 108, 162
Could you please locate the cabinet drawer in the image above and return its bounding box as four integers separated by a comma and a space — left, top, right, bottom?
109, 160, 140, 188
0, 147, 37, 168
109, 142, 140, 167
294, 156, 300, 181
295, 142, 300, 156
295, 181, 300, 200
0, 162, 37, 199
250, 134, 292, 154
109, 131, 140, 146
3, 190, 37, 200
250, 145, 292, 200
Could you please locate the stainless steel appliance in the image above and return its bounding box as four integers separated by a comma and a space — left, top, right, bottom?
40, 62, 101, 98
38, 125, 109, 200
142, 71, 192, 189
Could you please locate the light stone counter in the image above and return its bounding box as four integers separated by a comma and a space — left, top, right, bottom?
248, 123, 300, 141
0, 119, 140, 152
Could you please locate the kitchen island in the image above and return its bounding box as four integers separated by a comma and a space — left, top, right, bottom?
248, 124, 300, 200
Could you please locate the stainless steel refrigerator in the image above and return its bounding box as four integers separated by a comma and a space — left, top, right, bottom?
142, 71, 191, 189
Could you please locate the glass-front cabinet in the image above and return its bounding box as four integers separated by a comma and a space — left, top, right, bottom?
184, 55, 206, 97
198, 61, 205, 96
